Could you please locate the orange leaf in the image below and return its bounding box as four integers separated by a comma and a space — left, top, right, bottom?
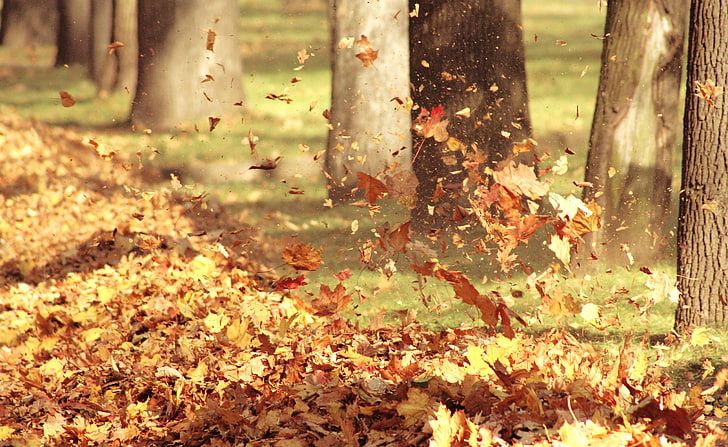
59, 90, 75, 107
282, 243, 322, 271
355, 35, 378, 67
356, 172, 388, 205
206, 29, 217, 51
311, 283, 352, 316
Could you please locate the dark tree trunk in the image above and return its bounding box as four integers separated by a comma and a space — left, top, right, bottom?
131, 0, 243, 131
0, 0, 59, 49
674, 0, 728, 329
326, 0, 411, 201
90, 0, 138, 95
409, 0, 531, 232
582, 0, 687, 265
55, 0, 91, 67
90, 0, 114, 85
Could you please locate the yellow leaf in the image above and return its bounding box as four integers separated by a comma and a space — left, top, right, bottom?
580, 303, 600, 323
83, 327, 103, 344
189, 361, 208, 384
204, 311, 230, 334
396, 388, 434, 426
97, 286, 114, 304
42, 413, 66, 439
465, 344, 492, 376
226, 318, 253, 349
190, 254, 217, 280
0, 426, 15, 441
548, 234, 571, 266
690, 327, 716, 347
39, 358, 65, 379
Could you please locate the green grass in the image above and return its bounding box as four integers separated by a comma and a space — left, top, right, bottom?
1, 0, 725, 376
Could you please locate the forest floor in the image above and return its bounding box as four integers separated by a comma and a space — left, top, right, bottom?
1, 0, 727, 445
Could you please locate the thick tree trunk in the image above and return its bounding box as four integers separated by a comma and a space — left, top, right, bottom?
325, 0, 411, 201
674, 0, 728, 329
90, 0, 114, 85
0, 0, 59, 49
55, 0, 91, 67
131, 0, 243, 131
582, 0, 687, 264
91, 0, 138, 95
409, 0, 531, 232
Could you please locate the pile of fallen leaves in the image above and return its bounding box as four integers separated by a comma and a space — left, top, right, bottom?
0, 115, 725, 446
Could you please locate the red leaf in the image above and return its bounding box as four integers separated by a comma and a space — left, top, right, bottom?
356, 172, 388, 205
274, 275, 308, 291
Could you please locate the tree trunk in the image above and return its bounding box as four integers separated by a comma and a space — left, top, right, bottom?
582, 0, 687, 265
674, 0, 728, 329
0, 0, 59, 49
325, 0, 411, 201
409, 0, 531, 232
90, 0, 138, 95
131, 0, 243, 131
55, 0, 91, 67
90, 0, 114, 84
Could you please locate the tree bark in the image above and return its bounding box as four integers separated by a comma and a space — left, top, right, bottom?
0, 0, 59, 49
325, 0, 411, 201
674, 0, 728, 329
582, 0, 687, 265
409, 0, 531, 232
55, 0, 91, 67
131, 0, 243, 131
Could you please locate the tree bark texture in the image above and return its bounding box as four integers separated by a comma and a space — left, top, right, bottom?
409, 0, 531, 232
91, 0, 138, 95
0, 0, 59, 49
131, 0, 243, 131
675, 0, 728, 329
325, 0, 411, 201
582, 0, 687, 264
56, 0, 91, 67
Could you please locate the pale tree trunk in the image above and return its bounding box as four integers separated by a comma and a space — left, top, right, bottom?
325, 0, 411, 201
409, 0, 531, 232
582, 0, 687, 265
90, 0, 113, 85
131, 0, 243, 131
90, 0, 138, 95
0, 0, 58, 49
55, 0, 91, 67
675, 0, 728, 329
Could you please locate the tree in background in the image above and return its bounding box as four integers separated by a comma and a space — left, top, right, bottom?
409, 0, 531, 232
582, 0, 687, 264
90, 0, 138, 95
0, 0, 58, 49
131, 0, 243, 131
55, 0, 91, 67
675, 0, 727, 329
325, 0, 411, 201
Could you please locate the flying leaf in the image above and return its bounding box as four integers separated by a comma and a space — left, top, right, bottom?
208, 116, 220, 132
59, 90, 76, 107
273, 275, 308, 291
311, 283, 352, 316
355, 35, 378, 67
356, 172, 388, 204
106, 41, 124, 54
493, 161, 549, 200
249, 156, 281, 170
695, 79, 723, 107
548, 234, 571, 266
206, 29, 217, 51
282, 242, 322, 271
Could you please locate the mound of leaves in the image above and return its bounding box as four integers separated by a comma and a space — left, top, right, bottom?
0, 115, 725, 446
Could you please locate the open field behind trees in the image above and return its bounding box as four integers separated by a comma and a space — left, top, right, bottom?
0, 0, 722, 378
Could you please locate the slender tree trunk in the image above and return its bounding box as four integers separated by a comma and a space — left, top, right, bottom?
90, 0, 114, 85
131, 0, 243, 131
409, 0, 531, 232
325, 0, 411, 201
91, 0, 138, 95
675, 0, 728, 329
0, 0, 59, 49
582, 0, 687, 265
55, 0, 91, 67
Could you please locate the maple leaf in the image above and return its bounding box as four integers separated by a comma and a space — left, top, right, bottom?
355, 35, 378, 67
695, 79, 723, 107
414, 105, 449, 142
274, 275, 308, 291
356, 172, 388, 204
59, 90, 75, 107
282, 242, 322, 271
493, 161, 549, 200
311, 283, 352, 316
297, 48, 310, 64
379, 221, 411, 253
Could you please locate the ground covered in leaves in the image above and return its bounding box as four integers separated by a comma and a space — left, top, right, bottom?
0, 115, 726, 446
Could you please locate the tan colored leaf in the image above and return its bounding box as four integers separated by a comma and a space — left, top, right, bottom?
282, 242, 323, 271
